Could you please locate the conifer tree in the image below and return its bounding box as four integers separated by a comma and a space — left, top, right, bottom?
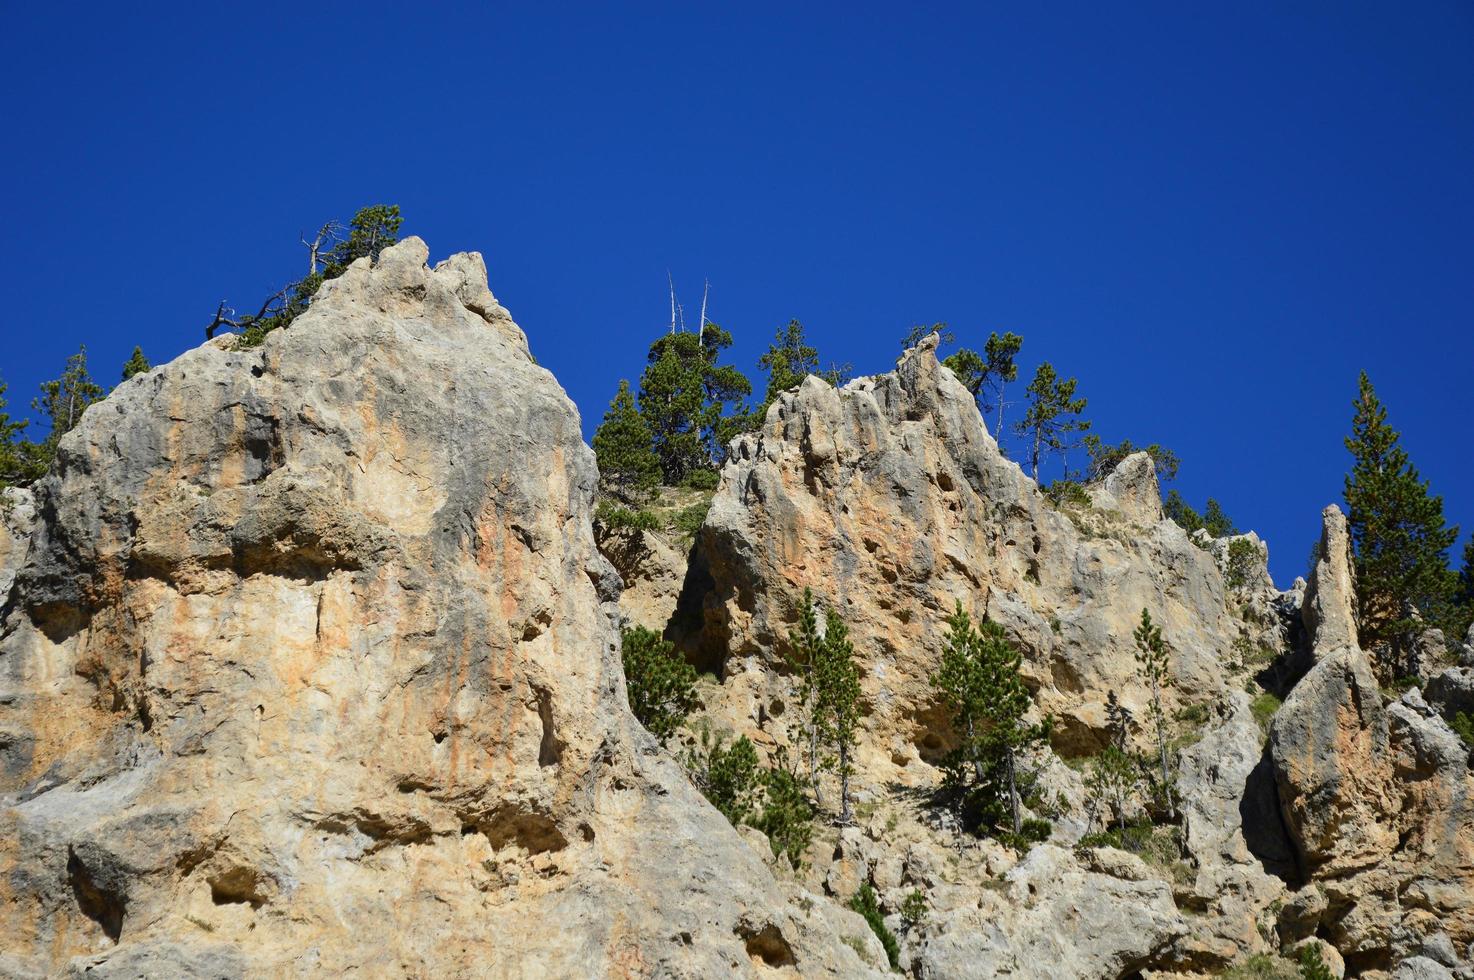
1014, 362, 1090, 482
1133, 608, 1174, 818
787, 589, 826, 803
637, 324, 751, 483
0, 376, 39, 489
944, 331, 1024, 436
593, 380, 661, 500
34, 345, 104, 451
1081, 436, 1180, 484
620, 625, 698, 743
120, 346, 151, 382
815, 606, 862, 824
1344, 372, 1459, 675
930, 602, 1051, 837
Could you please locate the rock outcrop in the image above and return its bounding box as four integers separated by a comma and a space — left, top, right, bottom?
1271, 508, 1474, 973
0, 241, 879, 977
681, 339, 1238, 768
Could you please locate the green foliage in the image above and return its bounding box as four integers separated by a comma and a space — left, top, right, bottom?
755, 748, 816, 869
1447, 711, 1474, 750
0, 376, 42, 489
1225, 538, 1263, 590
900, 322, 955, 350
120, 346, 151, 382
685, 733, 814, 869
1133, 608, 1176, 818
1085, 744, 1140, 834
1164, 490, 1238, 539
672, 501, 710, 539
1014, 361, 1090, 482
1251, 692, 1283, 734
698, 731, 762, 825
785, 589, 863, 821
1295, 944, 1335, 980
899, 889, 928, 930
620, 625, 699, 742
1451, 537, 1474, 648
1044, 479, 1091, 508
930, 602, 1052, 839
942, 330, 1023, 435
753, 319, 848, 419
595, 501, 660, 531
1081, 435, 1180, 483
1344, 372, 1460, 676
22, 344, 107, 480
847, 882, 899, 971
1220, 952, 1302, 980
593, 380, 661, 499
233, 205, 402, 348
637, 324, 751, 483
679, 468, 719, 490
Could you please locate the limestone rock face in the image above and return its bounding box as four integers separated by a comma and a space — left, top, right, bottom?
910, 844, 1185, 979
0, 486, 36, 598
1302, 505, 1358, 660
0, 240, 878, 978
683, 343, 1236, 767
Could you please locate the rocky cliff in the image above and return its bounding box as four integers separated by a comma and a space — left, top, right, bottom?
1, 240, 1468, 979
0, 241, 881, 978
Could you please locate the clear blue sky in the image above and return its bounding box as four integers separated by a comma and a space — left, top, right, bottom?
3, 2, 1470, 585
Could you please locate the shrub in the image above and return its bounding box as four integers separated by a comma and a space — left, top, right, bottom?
597, 501, 660, 532
672, 501, 710, 539
848, 882, 899, 970
1450, 710, 1474, 750
620, 625, 698, 742
1044, 479, 1091, 508
1296, 944, 1335, 980
899, 889, 928, 930
1251, 692, 1282, 733
680, 468, 720, 490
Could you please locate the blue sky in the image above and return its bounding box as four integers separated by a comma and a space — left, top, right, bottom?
2, 2, 1470, 584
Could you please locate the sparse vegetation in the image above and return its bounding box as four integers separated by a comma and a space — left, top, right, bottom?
1251, 693, 1283, 733
1225, 537, 1262, 590
899, 889, 928, 930
596, 501, 661, 531
848, 882, 900, 971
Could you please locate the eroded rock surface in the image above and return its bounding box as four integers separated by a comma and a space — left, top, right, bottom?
0, 240, 879, 977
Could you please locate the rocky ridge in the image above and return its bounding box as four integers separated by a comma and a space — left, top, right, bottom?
0, 239, 1468, 978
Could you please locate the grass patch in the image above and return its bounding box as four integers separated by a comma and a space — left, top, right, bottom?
1251, 692, 1282, 733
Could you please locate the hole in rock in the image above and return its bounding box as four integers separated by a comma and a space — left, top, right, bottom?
737, 922, 797, 968
208, 867, 268, 909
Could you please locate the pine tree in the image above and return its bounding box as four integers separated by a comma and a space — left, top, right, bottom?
815, 605, 862, 824
1133, 608, 1175, 818
944, 331, 1024, 436
1081, 436, 1180, 483
786, 589, 826, 803
0, 376, 40, 489
1454, 538, 1474, 644
930, 602, 1051, 837
120, 346, 151, 382
592, 380, 661, 500
34, 345, 105, 451
637, 324, 751, 483
1014, 362, 1090, 483
1344, 372, 1459, 675
620, 625, 698, 743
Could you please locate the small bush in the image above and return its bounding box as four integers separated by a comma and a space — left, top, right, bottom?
848, 882, 899, 971
621, 625, 698, 742
672, 501, 710, 539
597, 501, 660, 531
755, 753, 815, 870
684, 727, 761, 825
1220, 952, 1301, 979
1450, 710, 1474, 749
899, 889, 928, 929
680, 468, 720, 490
1296, 944, 1335, 980
1044, 479, 1091, 508
1251, 692, 1282, 733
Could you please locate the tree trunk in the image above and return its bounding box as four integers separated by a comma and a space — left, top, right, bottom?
996, 387, 1006, 438
1006, 747, 1021, 835
838, 740, 852, 825
967, 719, 983, 785
1152, 676, 1174, 820
1031, 428, 1042, 482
